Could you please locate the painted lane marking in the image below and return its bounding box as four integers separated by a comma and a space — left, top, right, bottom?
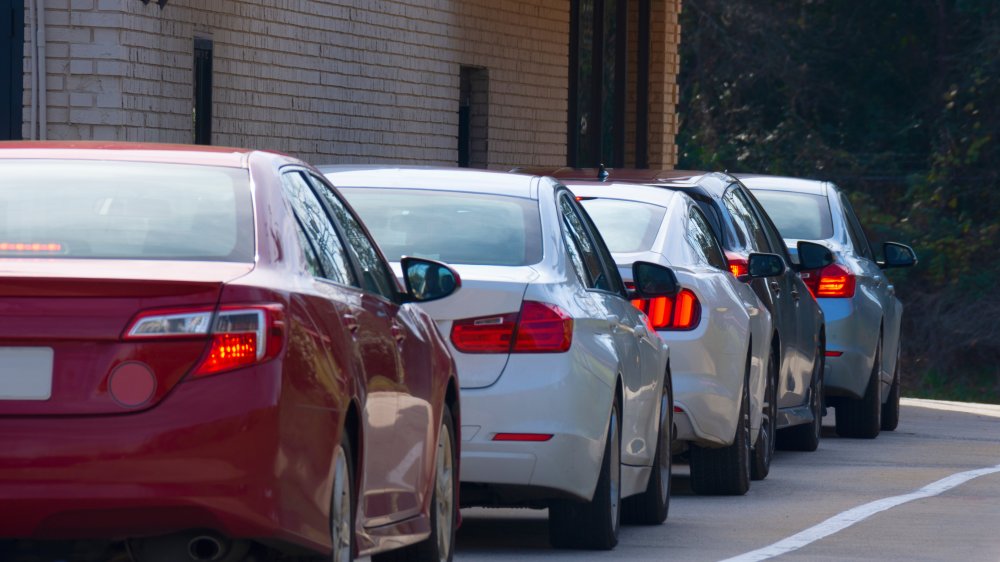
720, 463, 1000, 562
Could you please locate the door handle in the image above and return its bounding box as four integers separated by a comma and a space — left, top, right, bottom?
791, 289, 800, 301
391, 322, 406, 344
608, 314, 620, 331
770, 281, 782, 295
342, 313, 359, 334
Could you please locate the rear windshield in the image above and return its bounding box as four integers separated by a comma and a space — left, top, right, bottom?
342, 188, 543, 266
578, 198, 666, 253
751, 189, 834, 240
0, 160, 254, 261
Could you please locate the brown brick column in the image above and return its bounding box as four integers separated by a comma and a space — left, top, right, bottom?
647, 0, 681, 169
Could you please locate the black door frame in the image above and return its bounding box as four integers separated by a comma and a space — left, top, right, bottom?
2, 2, 25, 140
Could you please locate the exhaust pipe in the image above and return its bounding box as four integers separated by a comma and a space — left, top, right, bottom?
188, 535, 224, 561
128, 532, 250, 562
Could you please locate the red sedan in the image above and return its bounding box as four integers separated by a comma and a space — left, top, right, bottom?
0, 142, 461, 562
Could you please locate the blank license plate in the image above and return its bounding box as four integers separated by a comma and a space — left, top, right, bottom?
0, 347, 54, 400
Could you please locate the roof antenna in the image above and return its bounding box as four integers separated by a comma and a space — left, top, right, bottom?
598, 163, 609, 182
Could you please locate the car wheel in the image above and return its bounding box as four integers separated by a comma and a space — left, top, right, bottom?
689, 356, 751, 496
373, 404, 457, 562
778, 340, 824, 452
622, 378, 672, 525
881, 346, 901, 431
836, 335, 882, 439
549, 399, 621, 549
751, 347, 778, 480
330, 434, 355, 562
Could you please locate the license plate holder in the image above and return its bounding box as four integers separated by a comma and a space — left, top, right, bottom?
0, 347, 54, 400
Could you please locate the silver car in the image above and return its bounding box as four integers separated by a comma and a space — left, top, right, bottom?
740, 175, 917, 438
322, 167, 673, 550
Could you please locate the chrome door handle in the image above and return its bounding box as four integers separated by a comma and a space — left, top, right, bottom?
391, 322, 406, 344
791, 289, 800, 301
770, 281, 781, 294
342, 313, 359, 334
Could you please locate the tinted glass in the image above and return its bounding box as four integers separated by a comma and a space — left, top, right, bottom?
343, 188, 542, 266
280, 172, 355, 286
723, 187, 770, 252
839, 193, 874, 259
751, 190, 835, 241
0, 160, 253, 260
307, 175, 397, 299
689, 207, 728, 270
559, 195, 613, 291
578, 198, 666, 253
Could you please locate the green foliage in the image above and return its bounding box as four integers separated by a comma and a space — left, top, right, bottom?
678, 0, 1000, 401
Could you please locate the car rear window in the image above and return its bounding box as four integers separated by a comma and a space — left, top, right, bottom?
578, 198, 666, 253
342, 188, 543, 266
0, 160, 254, 261
751, 189, 834, 240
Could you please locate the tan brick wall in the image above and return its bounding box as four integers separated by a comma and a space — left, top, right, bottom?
23, 0, 677, 169
25, 0, 570, 168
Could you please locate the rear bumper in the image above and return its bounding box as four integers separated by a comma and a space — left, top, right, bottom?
0, 367, 292, 544
665, 337, 743, 448
819, 298, 877, 399
458, 354, 613, 503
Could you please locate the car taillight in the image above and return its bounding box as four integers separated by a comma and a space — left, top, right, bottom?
801, 263, 856, 298
630, 289, 701, 331
124, 304, 285, 377
725, 251, 749, 278
450, 301, 573, 354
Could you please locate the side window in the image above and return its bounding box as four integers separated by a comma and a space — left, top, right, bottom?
574, 199, 627, 296
291, 217, 324, 277
840, 193, 874, 260
689, 207, 729, 271
724, 187, 771, 252
558, 194, 612, 292
307, 174, 398, 300
280, 172, 355, 286
745, 190, 793, 263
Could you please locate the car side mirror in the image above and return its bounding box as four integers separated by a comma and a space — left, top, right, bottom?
747, 253, 785, 278
796, 241, 834, 271
880, 242, 917, 269
401, 256, 461, 302
630, 261, 679, 298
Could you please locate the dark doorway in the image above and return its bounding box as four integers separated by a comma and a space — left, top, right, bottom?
1, 2, 25, 140
569, 0, 649, 168
193, 38, 213, 145
458, 66, 488, 168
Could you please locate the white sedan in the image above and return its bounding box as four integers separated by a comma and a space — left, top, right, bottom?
322, 166, 673, 550
565, 180, 781, 495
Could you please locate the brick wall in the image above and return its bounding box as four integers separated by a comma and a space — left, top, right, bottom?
23, 0, 678, 169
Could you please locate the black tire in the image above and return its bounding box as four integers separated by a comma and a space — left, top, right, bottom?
778, 340, 824, 452
689, 357, 751, 496
622, 379, 672, 525
881, 346, 901, 431
549, 399, 621, 550
751, 347, 778, 480
836, 337, 882, 439
331, 433, 356, 562
373, 405, 457, 562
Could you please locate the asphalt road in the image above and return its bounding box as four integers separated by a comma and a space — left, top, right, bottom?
452, 398, 1000, 562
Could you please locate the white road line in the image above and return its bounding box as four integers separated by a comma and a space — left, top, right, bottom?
901, 397, 1000, 418
720, 463, 1000, 562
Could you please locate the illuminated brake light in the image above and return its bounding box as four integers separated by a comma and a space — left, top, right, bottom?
630, 289, 701, 331
450, 301, 573, 354
0, 242, 64, 253
803, 263, 856, 298
492, 433, 553, 442
124, 305, 285, 377
825, 350, 844, 357
725, 251, 749, 278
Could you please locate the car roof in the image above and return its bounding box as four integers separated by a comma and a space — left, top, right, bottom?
0, 141, 256, 168
559, 179, 683, 208
514, 166, 709, 185
734, 174, 830, 196
320, 165, 541, 199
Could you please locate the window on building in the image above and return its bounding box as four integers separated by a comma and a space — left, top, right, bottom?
458, 66, 488, 168
1, 3, 24, 140
193, 38, 213, 145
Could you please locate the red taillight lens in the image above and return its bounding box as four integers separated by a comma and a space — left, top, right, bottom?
450, 312, 519, 353
630, 289, 701, 331
450, 301, 573, 354
802, 263, 856, 298
0, 242, 63, 254
492, 433, 554, 442
725, 251, 749, 278
124, 304, 285, 377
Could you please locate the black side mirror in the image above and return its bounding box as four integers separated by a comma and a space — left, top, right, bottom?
880, 242, 917, 269
630, 261, 679, 298
401, 256, 461, 302
797, 241, 835, 271
747, 253, 786, 278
